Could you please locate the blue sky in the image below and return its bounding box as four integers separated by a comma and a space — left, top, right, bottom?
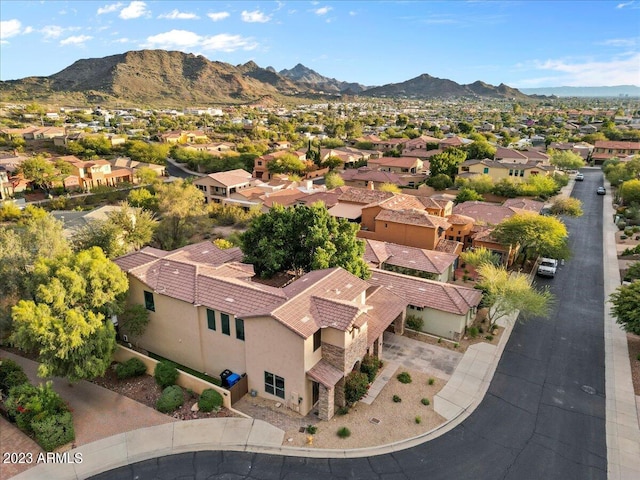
1, 1, 639, 88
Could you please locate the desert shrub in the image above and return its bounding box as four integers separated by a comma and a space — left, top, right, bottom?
306, 425, 318, 434
0, 359, 29, 394
6, 382, 68, 434
621, 244, 640, 256
397, 371, 412, 384
154, 361, 179, 388
344, 371, 369, 404
31, 411, 75, 451
421, 398, 431, 406
392, 394, 402, 403
617, 220, 628, 231
337, 427, 351, 438
428, 378, 435, 386
336, 406, 350, 416
360, 354, 382, 383
115, 358, 147, 380
485, 335, 494, 341
198, 388, 223, 412
156, 385, 184, 413
637, 353, 640, 361
467, 326, 479, 338
415, 416, 422, 424
406, 314, 424, 331
454, 343, 459, 348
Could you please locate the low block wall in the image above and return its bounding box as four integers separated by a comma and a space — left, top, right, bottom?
113, 345, 234, 410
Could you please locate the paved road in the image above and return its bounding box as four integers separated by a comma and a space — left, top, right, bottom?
93, 170, 608, 479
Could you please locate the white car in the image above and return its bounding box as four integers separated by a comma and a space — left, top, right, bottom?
537, 258, 558, 278
575, 173, 584, 181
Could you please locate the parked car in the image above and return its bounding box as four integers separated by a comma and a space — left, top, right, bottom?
575, 173, 584, 181
597, 187, 606, 195
537, 258, 559, 278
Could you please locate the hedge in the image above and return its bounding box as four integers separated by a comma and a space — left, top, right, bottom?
156, 385, 184, 413
32, 412, 75, 452
154, 361, 179, 388
0, 359, 29, 394
198, 389, 223, 412
116, 358, 147, 380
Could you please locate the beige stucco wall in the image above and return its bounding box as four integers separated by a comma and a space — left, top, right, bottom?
408, 305, 473, 341
370, 219, 439, 250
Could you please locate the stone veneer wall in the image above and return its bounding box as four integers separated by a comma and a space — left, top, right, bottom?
344, 331, 368, 373
318, 384, 334, 420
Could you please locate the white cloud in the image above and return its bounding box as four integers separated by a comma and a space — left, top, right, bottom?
158, 9, 199, 20
207, 11, 230, 21
524, 54, 640, 87
23, 26, 34, 34
119, 1, 148, 20
314, 6, 332, 15
241, 10, 271, 23
143, 29, 257, 52
599, 37, 637, 47
349, 11, 357, 16
112, 37, 131, 44
0, 19, 22, 39
60, 35, 93, 46
616, 2, 634, 8
41, 25, 65, 39
97, 2, 123, 15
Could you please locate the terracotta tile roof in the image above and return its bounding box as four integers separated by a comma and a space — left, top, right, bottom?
460, 159, 507, 169
375, 194, 425, 211
502, 198, 545, 213
494, 147, 528, 160
594, 140, 640, 149
261, 189, 307, 208
363, 239, 457, 275
446, 214, 475, 225
307, 359, 344, 388
367, 157, 420, 169
435, 238, 463, 254
341, 168, 408, 185
201, 169, 252, 187
368, 269, 482, 315
364, 285, 408, 345
311, 296, 362, 330
415, 196, 446, 211
297, 188, 347, 208
113, 251, 160, 271
164, 241, 242, 266
375, 209, 451, 229
338, 187, 393, 205
453, 201, 532, 225
132, 259, 198, 304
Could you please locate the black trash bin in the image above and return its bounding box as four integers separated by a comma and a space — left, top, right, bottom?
220, 369, 233, 388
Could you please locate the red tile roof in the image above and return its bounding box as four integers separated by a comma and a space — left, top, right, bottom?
375, 209, 451, 229
363, 239, 457, 275
307, 359, 344, 388
453, 201, 532, 225
364, 285, 407, 345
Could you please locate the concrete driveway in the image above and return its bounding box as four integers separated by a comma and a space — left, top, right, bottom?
382, 331, 463, 380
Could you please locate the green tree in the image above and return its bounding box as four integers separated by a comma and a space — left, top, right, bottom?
128, 188, 158, 211
455, 188, 483, 204
623, 262, 640, 282
135, 167, 160, 185
550, 197, 583, 217
18, 155, 56, 193
465, 139, 496, 160
428, 147, 467, 179
492, 213, 570, 260
477, 263, 553, 330
154, 180, 206, 250
118, 304, 150, 338
379, 183, 401, 194
322, 156, 343, 171
325, 172, 345, 189
241, 203, 370, 279
548, 149, 586, 171
459, 246, 500, 268
426, 173, 453, 190
610, 281, 640, 335
267, 153, 307, 175
456, 174, 494, 194
10, 247, 128, 382
620, 179, 640, 205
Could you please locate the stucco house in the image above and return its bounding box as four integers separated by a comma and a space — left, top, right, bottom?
591, 141, 640, 165
368, 269, 482, 341
193, 169, 256, 206
114, 242, 408, 420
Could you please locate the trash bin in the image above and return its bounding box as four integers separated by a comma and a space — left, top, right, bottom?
220, 369, 233, 387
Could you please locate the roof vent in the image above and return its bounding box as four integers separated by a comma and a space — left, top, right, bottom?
301, 315, 310, 323
201, 250, 209, 254
345, 283, 353, 289
418, 288, 426, 292
225, 297, 235, 302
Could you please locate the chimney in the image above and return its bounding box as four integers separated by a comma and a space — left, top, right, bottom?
367, 181, 375, 190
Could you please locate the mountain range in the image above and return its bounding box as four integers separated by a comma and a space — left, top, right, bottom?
0, 49, 628, 106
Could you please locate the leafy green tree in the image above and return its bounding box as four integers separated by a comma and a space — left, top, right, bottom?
154, 180, 206, 250
623, 262, 640, 282
428, 147, 467, 179
426, 173, 453, 191
620, 179, 640, 205
492, 213, 570, 260
118, 304, 150, 338
125, 140, 170, 165
135, 167, 160, 185
325, 171, 345, 189
241, 203, 370, 279
10, 247, 128, 382
548, 149, 586, 171
459, 246, 500, 268
128, 188, 158, 211
455, 188, 483, 204
267, 153, 307, 175
456, 174, 494, 194
322, 156, 343, 171
457, 121, 474, 134
477, 263, 553, 330
492, 178, 520, 198
518, 175, 560, 199
465, 140, 496, 160
610, 281, 640, 335
18, 155, 55, 193
550, 197, 583, 217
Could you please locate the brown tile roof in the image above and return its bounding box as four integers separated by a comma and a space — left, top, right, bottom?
446, 214, 475, 225
113, 251, 160, 271
164, 241, 242, 266
375, 194, 425, 211
201, 169, 252, 187
375, 209, 451, 229
338, 187, 393, 205
368, 269, 482, 315
435, 238, 463, 254
594, 140, 640, 149
341, 168, 408, 186
307, 359, 344, 388
367, 157, 420, 169
453, 201, 532, 225
415, 196, 446, 211
502, 198, 545, 213
494, 147, 528, 160
261, 189, 307, 208
363, 239, 457, 275
297, 187, 348, 208
364, 285, 408, 345
311, 296, 362, 330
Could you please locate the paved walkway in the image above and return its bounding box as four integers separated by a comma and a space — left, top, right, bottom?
0, 417, 43, 480
7, 171, 640, 479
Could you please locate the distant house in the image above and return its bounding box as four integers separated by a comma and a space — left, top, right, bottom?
58, 156, 133, 190
591, 141, 640, 165
159, 130, 209, 144
253, 150, 307, 180
340, 167, 409, 189
193, 169, 256, 206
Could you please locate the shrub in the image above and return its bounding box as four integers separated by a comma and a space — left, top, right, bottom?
415, 416, 422, 424
0, 359, 29, 394
437, 337, 442, 343
115, 358, 147, 380
344, 371, 369, 404
454, 343, 459, 349
336, 406, 350, 416
306, 425, 318, 434
156, 385, 184, 413
397, 372, 412, 384
31, 412, 75, 451
467, 326, 479, 338
421, 398, 431, 406
6, 382, 68, 434
360, 354, 382, 383
406, 315, 424, 331
485, 335, 494, 341
392, 394, 402, 403
198, 388, 223, 412
337, 427, 351, 438
154, 361, 179, 388
428, 378, 435, 386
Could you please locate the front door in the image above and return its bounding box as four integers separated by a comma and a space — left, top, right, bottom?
312, 381, 320, 406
